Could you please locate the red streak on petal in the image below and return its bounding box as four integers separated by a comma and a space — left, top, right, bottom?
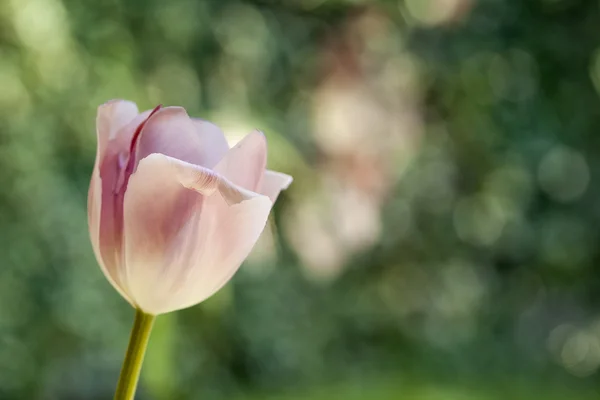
125, 104, 162, 175
113, 104, 163, 196
129, 104, 162, 163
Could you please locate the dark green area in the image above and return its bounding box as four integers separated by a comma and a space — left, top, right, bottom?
0, 0, 599, 398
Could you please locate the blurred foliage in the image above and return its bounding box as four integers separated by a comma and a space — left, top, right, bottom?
1, 0, 600, 398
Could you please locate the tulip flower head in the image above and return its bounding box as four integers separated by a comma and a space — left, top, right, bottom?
88, 100, 292, 315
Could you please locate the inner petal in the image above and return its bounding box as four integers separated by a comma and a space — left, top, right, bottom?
134, 107, 215, 168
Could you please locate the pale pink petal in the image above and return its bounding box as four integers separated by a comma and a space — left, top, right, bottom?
260, 170, 293, 202
122, 153, 271, 314
134, 107, 225, 169
214, 130, 267, 192
89, 179, 134, 304
192, 119, 230, 168
96, 100, 139, 158
89, 101, 151, 305
91, 110, 155, 304
162, 190, 271, 313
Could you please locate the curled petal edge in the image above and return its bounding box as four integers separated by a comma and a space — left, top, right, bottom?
147, 153, 272, 206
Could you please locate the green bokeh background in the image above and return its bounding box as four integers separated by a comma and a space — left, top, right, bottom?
1, 0, 600, 398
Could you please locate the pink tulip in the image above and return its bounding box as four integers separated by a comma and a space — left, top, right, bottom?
88, 100, 292, 315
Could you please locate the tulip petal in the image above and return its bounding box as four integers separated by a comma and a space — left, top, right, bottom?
122, 153, 271, 314
214, 130, 267, 192
166, 190, 271, 313
134, 107, 227, 169
192, 119, 230, 168
260, 170, 293, 202
90, 100, 145, 304
96, 100, 139, 158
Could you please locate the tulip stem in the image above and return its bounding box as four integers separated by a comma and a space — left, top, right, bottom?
114, 309, 156, 400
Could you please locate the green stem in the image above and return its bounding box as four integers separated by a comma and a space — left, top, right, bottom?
114, 309, 156, 400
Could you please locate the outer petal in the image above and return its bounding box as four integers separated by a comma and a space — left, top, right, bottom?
213, 130, 267, 192
90, 106, 155, 304
260, 170, 293, 202
122, 153, 271, 314
134, 107, 228, 169
167, 190, 271, 313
